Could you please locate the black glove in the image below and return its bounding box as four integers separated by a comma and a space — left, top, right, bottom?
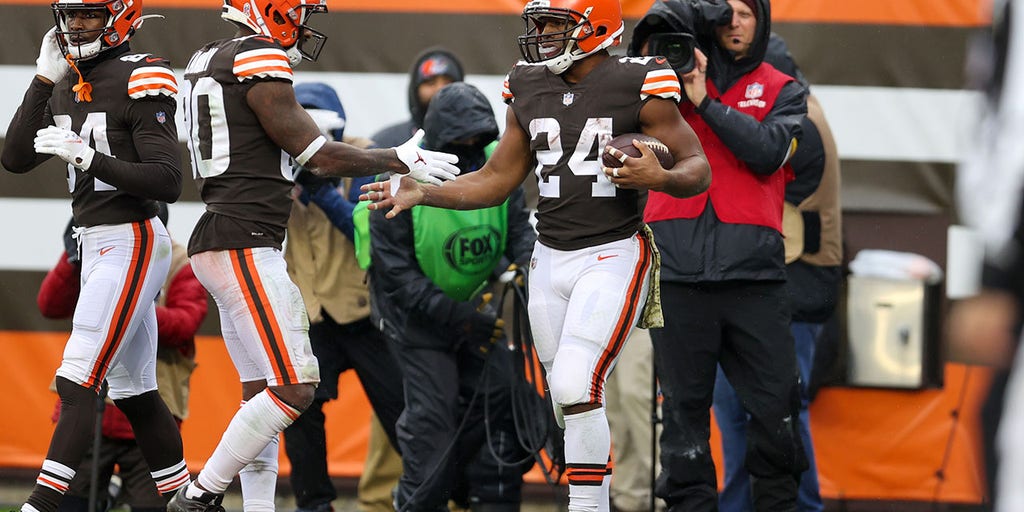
293, 166, 340, 194
453, 294, 506, 358
62, 218, 80, 265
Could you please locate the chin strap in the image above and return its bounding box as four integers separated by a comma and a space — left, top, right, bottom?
64, 54, 92, 103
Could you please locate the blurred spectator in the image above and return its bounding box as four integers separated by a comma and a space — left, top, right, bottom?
711, 32, 842, 512
39, 205, 207, 512
371, 47, 465, 148
283, 82, 405, 512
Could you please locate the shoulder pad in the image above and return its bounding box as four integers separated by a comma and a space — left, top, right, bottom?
502, 61, 537, 104
232, 38, 292, 82
616, 56, 681, 103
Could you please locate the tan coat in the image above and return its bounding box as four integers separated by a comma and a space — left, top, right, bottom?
284, 136, 373, 325
156, 241, 197, 420
797, 94, 843, 268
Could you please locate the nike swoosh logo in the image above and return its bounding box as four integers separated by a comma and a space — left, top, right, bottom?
597, 254, 618, 261
99, 247, 114, 256
145, 56, 162, 63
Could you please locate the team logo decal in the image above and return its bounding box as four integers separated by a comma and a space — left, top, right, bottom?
739, 82, 767, 108
155, 111, 167, 124
443, 226, 502, 274
562, 92, 575, 106
745, 82, 764, 99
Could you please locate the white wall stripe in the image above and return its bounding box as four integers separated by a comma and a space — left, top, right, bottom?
0, 197, 206, 271
0, 65, 983, 164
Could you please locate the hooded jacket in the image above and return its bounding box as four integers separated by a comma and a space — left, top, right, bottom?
370, 47, 466, 148
633, 0, 808, 283
367, 82, 534, 350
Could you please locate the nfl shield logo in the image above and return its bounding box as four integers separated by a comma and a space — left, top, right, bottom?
155, 111, 167, 124
745, 82, 764, 99
562, 92, 575, 106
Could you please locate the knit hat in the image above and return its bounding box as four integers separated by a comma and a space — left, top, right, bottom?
736, 0, 757, 16
415, 53, 463, 87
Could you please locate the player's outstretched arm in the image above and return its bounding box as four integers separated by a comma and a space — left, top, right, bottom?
247, 81, 458, 181
638, 97, 710, 198
360, 107, 533, 218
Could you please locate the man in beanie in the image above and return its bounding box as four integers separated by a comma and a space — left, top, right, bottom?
372, 47, 466, 148
629, 0, 809, 510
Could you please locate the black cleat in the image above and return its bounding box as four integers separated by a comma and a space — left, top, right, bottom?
166, 485, 225, 512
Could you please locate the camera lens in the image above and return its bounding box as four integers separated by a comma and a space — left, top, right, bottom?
651, 33, 695, 74
663, 43, 684, 65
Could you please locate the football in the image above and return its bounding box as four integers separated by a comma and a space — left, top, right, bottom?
602, 133, 675, 169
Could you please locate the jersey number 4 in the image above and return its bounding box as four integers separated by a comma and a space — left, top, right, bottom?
53, 113, 115, 193
530, 116, 615, 198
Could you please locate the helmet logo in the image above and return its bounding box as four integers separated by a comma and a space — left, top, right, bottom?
242, 2, 251, 17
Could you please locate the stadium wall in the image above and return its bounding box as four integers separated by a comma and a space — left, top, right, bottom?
0, 0, 993, 506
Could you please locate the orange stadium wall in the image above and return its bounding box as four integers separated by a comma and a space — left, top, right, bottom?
0, 332, 991, 504
0, 0, 995, 506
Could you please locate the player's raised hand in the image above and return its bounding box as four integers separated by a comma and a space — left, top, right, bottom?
393, 129, 460, 185
359, 174, 427, 219
35, 28, 69, 84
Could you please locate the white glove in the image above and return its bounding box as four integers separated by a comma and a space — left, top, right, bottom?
393, 129, 460, 185
35, 126, 96, 170
36, 28, 69, 84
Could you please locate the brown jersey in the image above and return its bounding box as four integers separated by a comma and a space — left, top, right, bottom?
501, 56, 681, 251
181, 35, 296, 256
44, 46, 180, 227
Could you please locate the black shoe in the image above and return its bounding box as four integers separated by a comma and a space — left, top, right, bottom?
166, 485, 225, 512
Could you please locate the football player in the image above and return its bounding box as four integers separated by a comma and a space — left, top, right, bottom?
168, 0, 460, 511
1, 0, 190, 511
362, 0, 710, 510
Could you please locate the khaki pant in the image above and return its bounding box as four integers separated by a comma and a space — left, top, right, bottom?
358, 413, 403, 512
605, 328, 664, 512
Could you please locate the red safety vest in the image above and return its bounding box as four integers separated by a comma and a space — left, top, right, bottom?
645, 63, 795, 232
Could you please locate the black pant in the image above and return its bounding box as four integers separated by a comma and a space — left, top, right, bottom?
389, 336, 527, 512
650, 281, 806, 512
283, 313, 405, 511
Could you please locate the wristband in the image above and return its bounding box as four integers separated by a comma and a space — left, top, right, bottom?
295, 135, 327, 166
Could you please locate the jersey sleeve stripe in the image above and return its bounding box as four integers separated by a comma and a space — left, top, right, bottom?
640, 86, 682, 101
501, 75, 513, 102
128, 68, 178, 98
641, 70, 682, 102
233, 49, 293, 81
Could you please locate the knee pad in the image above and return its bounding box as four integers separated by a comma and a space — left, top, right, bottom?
548, 347, 596, 407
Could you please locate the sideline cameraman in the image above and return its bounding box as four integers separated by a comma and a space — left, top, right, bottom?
630, 0, 809, 510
